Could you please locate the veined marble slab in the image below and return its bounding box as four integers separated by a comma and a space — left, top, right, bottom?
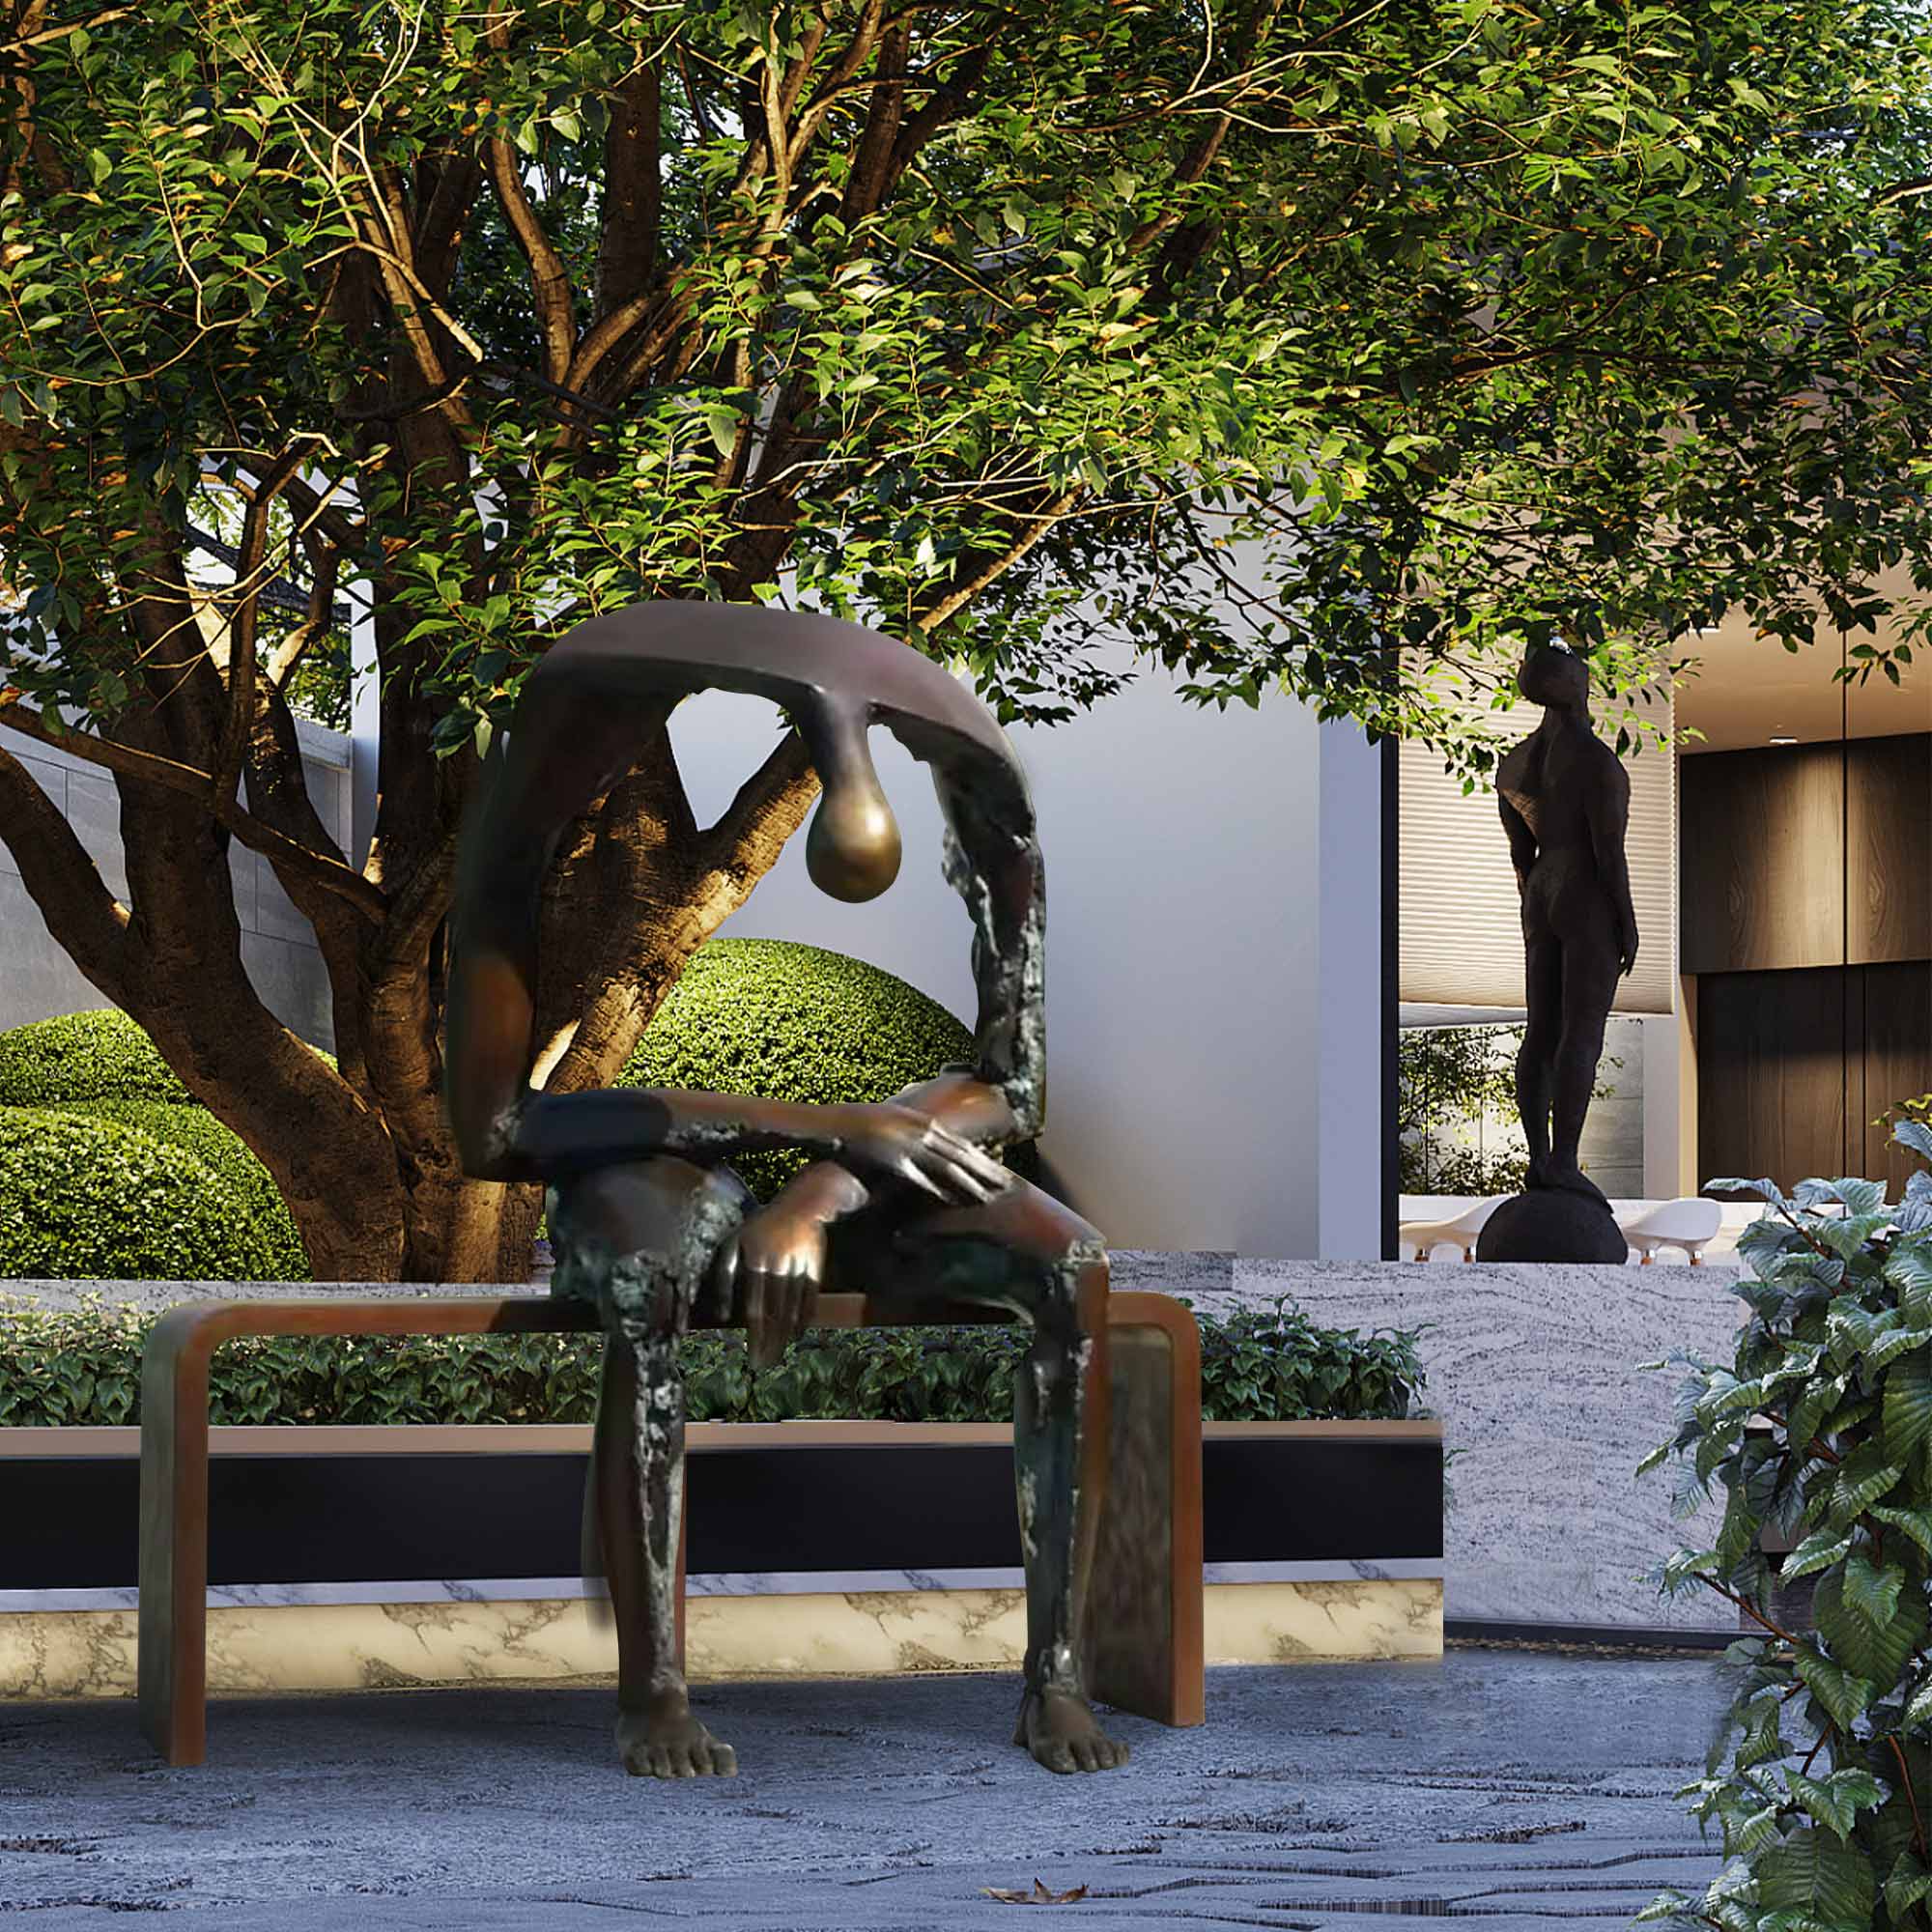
1185, 1259, 1744, 1633
0, 1558, 1444, 1617
0, 1578, 1439, 1699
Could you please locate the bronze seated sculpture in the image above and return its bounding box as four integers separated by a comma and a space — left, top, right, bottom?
444, 602, 1128, 1776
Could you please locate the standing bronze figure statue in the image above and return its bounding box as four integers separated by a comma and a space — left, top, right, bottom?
444, 602, 1128, 1777
1477, 641, 1636, 1264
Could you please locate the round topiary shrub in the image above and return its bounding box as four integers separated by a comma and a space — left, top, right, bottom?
0, 1009, 193, 1106
0, 1107, 295, 1282
616, 938, 978, 1201
47, 1099, 310, 1280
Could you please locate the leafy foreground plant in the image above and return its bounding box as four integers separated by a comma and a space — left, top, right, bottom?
1638, 1120, 1932, 1932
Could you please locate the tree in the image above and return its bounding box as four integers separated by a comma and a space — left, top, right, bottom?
0, 0, 1927, 1280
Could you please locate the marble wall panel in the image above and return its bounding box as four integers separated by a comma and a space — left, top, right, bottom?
0, 1579, 1439, 1699
1174, 1258, 1743, 1633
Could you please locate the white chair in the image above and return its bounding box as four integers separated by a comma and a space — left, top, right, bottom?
1399, 1196, 1509, 1263
1616, 1197, 1723, 1265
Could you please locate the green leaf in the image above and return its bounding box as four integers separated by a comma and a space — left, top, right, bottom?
1754, 1828, 1876, 1926
1869, 1504, 1932, 1555
1793, 1641, 1874, 1731
1814, 1565, 1924, 1688
1780, 1525, 1854, 1580
1886, 1850, 1932, 1918
1826, 1440, 1905, 1527
1886, 1348, 1932, 1463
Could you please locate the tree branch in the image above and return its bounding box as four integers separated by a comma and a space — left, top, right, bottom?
0, 694, 386, 920
0, 739, 132, 1003
214, 436, 324, 807
595, 56, 662, 325
484, 135, 576, 385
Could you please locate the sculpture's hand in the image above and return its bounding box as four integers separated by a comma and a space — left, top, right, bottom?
887, 1070, 1019, 1147
836, 1102, 1010, 1204
711, 1197, 831, 1370
1618, 917, 1639, 978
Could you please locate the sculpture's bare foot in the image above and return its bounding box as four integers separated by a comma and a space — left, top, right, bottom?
1011, 1686, 1129, 1774
616, 1695, 738, 1778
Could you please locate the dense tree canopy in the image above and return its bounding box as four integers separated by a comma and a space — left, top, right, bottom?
0, 0, 1925, 1277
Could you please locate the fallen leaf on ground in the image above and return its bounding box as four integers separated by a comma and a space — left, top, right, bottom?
980, 1877, 1090, 1904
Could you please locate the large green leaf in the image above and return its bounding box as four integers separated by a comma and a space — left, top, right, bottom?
1885, 1850, 1932, 1919
1784, 1768, 1885, 1841
1780, 1527, 1855, 1581
1886, 1350, 1932, 1464
1794, 1642, 1877, 1732
1826, 1441, 1907, 1529
1814, 1567, 1925, 1689
1754, 1829, 1876, 1927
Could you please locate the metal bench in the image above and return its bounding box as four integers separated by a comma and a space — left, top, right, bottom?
137, 1289, 1203, 1764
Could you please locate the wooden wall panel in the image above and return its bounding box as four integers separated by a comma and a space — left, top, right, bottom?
1680, 743, 1844, 974
1846, 735, 1932, 965
1681, 734, 1930, 976
1861, 961, 1932, 1195
1697, 967, 1848, 1193
1697, 962, 1931, 1194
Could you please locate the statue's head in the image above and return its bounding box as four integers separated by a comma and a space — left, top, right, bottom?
1517, 640, 1590, 710
796, 697, 902, 902
530, 601, 1031, 905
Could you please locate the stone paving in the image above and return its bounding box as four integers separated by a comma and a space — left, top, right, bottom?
0, 1647, 1731, 1928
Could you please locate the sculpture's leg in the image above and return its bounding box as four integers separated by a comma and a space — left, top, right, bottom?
861, 1180, 1126, 1774
554, 1157, 748, 1778
1008, 1245, 1128, 1774
1548, 938, 1618, 1195
1517, 931, 1562, 1184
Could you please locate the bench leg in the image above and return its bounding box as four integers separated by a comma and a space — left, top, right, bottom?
674, 1465, 688, 1674
1084, 1298, 1204, 1727
138, 1322, 213, 1766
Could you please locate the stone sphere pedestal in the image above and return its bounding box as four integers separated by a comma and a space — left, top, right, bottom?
1476, 1186, 1628, 1264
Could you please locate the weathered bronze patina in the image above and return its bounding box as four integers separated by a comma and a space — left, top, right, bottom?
1477, 641, 1637, 1264
444, 602, 1128, 1776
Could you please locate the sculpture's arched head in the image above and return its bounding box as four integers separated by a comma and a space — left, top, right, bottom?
799, 697, 901, 901
1517, 641, 1590, 710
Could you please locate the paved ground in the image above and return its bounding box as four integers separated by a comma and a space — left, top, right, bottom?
1, 1648, 1731, 1928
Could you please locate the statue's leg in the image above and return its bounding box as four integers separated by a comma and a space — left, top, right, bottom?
849, 1181, 1126, 1774
1009, 1242, 1125, 1773
1548, 932, 1618, 1192
551, 1156, 749, 1778
1517, 929, 1562, 1184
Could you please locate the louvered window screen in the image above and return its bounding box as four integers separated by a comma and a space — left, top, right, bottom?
1398, 692, 1677, 1016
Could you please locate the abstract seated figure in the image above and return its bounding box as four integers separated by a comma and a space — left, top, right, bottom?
443, 602, 1128, 1777
1476, 641, 1637, 1264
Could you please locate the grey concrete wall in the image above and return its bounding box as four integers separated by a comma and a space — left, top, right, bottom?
0, 720, 349, 1050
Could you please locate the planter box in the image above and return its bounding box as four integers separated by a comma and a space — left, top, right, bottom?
1, 1420, 1441, 1696
4, 1418, 1440, 1590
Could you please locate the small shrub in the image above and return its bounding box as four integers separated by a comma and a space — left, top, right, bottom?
618, 938, 980, 1200
0, 1296, 1425, 1428
1639, 1120, 1932, 1932
0, 1009, 192, 1106
0, 1109, 278, 1283
47, 1100, 310, 1281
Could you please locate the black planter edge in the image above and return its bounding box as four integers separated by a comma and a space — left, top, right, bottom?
1445, 1617, 1736, 1652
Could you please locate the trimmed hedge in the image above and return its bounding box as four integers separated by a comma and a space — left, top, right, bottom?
46, 1100, 309, 1281
617, 937, 980, 1201
0, 1009, 193, 1106
0, 1110, 286, 1284
0, 1293, 1425, 1428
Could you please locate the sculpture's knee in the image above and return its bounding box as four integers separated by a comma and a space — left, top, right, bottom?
551, 1156, 750, 1336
